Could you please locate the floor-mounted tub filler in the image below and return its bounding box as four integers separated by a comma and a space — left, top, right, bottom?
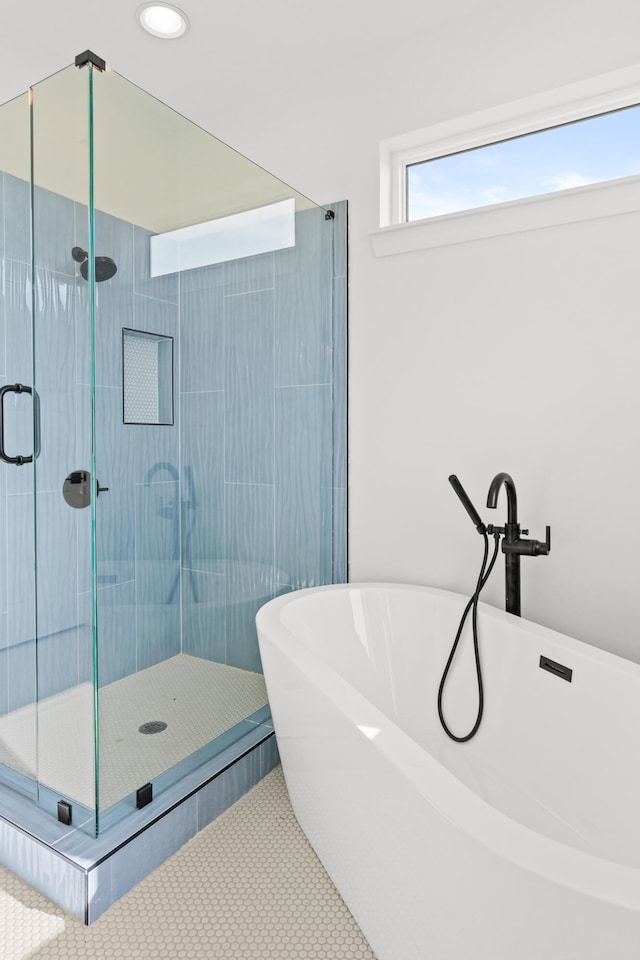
256, 583, 640, 960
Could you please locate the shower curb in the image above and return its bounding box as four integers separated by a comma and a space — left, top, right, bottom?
0, 724, 278, 923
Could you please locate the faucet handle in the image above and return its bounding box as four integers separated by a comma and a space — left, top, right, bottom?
505, 525, 551, 556
531, 526, 551, 556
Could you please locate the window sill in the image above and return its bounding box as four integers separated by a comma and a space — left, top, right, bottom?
370, 174, 640, 258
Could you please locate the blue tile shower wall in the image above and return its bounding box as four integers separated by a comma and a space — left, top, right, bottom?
180, 203, 347, 671
0, 180, 347, 719
91, 210, 182, 684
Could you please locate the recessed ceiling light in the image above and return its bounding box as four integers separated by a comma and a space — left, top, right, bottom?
137, 2, 189, 39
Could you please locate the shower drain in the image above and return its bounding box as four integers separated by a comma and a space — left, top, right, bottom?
138, 721, 168, 735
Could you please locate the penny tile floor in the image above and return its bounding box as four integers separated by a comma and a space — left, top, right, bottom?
0, 766, 377, 959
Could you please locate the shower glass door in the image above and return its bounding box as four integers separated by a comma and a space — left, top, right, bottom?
0, 63, 98, 834
0, 89, 39, 807
30, 63, 98, 833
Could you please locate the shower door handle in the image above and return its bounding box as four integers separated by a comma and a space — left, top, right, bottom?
0, 383, 41, 465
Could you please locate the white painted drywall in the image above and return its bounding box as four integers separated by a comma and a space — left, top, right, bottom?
197, 0, 640, 662
198, 0, 640, 662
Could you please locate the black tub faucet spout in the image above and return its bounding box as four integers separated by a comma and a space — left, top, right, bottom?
486, 472, 551, 617
487, 471, 518, 525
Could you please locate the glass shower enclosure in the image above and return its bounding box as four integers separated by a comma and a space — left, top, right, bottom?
0, 53, 345, 839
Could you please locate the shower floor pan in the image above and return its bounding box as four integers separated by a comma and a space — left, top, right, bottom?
0, 653, 277, 923
0, 653, 268, 811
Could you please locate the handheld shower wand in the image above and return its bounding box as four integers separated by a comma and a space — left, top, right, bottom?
438, 475, 501, 742
448, 475, 486, 534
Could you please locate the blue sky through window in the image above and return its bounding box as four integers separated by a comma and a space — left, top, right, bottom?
407, 105, 640, 221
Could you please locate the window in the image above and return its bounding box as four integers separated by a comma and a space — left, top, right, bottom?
406, 104, 640, 222
372, 67, 640, 257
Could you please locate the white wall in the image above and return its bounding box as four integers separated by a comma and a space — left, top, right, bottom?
204, 0, 640, 661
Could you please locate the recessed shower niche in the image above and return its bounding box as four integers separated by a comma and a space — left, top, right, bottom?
122, 328, 174, 425
0, 51, 346, 920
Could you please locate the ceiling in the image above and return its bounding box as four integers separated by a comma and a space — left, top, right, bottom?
0, 0, 496, 150
0, 0, 499, 230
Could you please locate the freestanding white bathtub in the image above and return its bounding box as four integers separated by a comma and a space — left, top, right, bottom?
256, 583, 640, 960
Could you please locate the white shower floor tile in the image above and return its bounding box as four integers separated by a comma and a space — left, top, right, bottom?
0, 766, 377, 958
0, 654, 267, 811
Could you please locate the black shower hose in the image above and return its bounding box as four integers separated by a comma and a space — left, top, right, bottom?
437, 530, 501, 742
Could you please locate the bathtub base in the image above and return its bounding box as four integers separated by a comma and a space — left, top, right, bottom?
279, 720, 640, 960
257, 583, 640, 960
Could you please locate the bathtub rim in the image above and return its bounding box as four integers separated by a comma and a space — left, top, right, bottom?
257, 581, 640, 912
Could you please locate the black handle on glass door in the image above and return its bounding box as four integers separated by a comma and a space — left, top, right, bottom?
0, 383, 41, 465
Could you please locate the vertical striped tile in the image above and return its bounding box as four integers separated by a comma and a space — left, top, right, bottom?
181, 569, 226, 662
134, 479, 181, 670
224, 250, 274, 295
3, 173, 31, 264
36, 626, 80, 699
100, 794, 198, 916
0, 173, 4, 378
133, 225, 179, 304
6, 639, 36, 711
180, 286, 224, 392
35, 491, 79, 639
225, 483, 275, 566
178, 258, 226, 295
275, 384, 332, 588
196, 748, 259, 831
0, 818, 85, 920
135, 480, 180, 596
331, 199, 348, 280
0, 619, 9, 714
224, 290, 274, 485
4, 260, 35, 500
259, 733, 280, 777
332, 273, 348, 494
180, 391, 224, 565
225, 483, 275, 670
97, 580, 136, 686
6, 491, 35, 650
77, 592, 94, 686
32, 184, 77, 276
94, 211, 134, 389
32, 268, 79, 494
95, 386, 136, 588
0, 479, 7, 620
274, 207, 333, 387
136, 599, 180, 671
